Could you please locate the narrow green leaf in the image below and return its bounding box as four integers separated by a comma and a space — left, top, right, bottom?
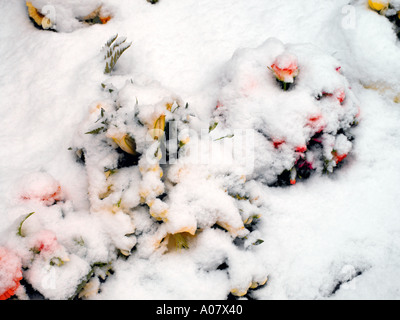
214, 134, 234, 141
105, 62, 110, 74
85, 127, 105, 135
116, 198, 122, 208
106, 34, 118, 47
17, 212, 35, 237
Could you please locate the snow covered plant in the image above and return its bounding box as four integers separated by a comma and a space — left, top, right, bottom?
210, 38, 360, 186
66, 35, 270, 299
368, 0, 400, 39
26, 0, 112, 32
0, 172, 114, 300
73, 80, 268, 297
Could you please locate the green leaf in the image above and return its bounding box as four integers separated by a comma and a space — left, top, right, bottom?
171, 103, 180, 113
253, 239, 264, 246
209, 122, 218, 133
69, 261, 113, 300
214, 134, 234, 141
105, 62, 110, 74
106, 34, 118, 48
74, 237, 85, 247
85, 127, 105, 135
50, 257, 66, 267
103, 36, 132, 74
104, 168, 118, 176
116, 198, 122, 208
17, 212, 35, 237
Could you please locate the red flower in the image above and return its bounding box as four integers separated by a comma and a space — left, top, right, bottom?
289, 168, 297, 185
307, 114, 326, 133
335, 89, 346, 104
308, 115, 323, 122
321, 89, 345, 104
0, 247, 23, 300
270, 53, 299, 84
273, 139, 285, 149
100, 16, 111, 24
332, 151, 348, 164
297, 160, 314, 170
295, 145, 307, 153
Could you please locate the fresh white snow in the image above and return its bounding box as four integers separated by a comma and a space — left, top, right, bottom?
1, 0, 400, 300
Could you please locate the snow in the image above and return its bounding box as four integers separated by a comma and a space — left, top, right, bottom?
1, 0, 400, 300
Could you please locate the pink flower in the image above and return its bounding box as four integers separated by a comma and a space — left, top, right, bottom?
20, 172, 64, 206
320, 89, 346, 104
31, 230, 61, 255
335, 88, 346, 104
356, 106, 361, 120
270, 52, 299, 84
0, 247, 23, 300
307, 114, 326, 133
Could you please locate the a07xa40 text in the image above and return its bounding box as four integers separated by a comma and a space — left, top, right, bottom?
156, 304, 243, 317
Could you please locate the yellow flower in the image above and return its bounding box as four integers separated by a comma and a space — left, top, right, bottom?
157, 231, 196, 252
82, 6, 112, 25
110, 133, 136, 155
230, 283, 252, 297
151, 115, 166, 140
26, 1, 53, 29
250, 277, 268, 289
216, 221, 245, 238
368, 0, 389, 12
26, 1, 44, 26
41, 17, 52, 29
